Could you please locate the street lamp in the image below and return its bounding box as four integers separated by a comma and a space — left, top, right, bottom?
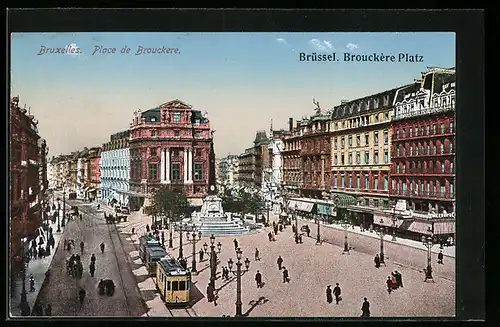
423, 226, 435, 282
56, 199, 61, 233
178, 222, 187, 259
203, 234, 222, 288
168, 218, 174, 248
61, 184, 66, 227
341, 219, 350, 254
377, 221, 386, 265
19, 238, 28, 311
391, 200, 397, 241
294, 203, 299, 242
186, 225, 203, 274
315, 214, 321, 245
227, 247, 251, 317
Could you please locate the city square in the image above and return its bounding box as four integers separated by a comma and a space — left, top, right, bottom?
10, 30, 459, 318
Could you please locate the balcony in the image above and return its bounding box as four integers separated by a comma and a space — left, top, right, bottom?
390, 190, 455, 201
392, 151, 455, 159
391, 168, 455, 176
392, 127, 456, 141
392, 103, 455, 121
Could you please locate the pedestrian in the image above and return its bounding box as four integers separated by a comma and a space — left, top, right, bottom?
386, 276, 393, 294
78, 288, 86, 304
91, 253, 96, 264
298, 234, 303, 243
255, 270, 263, 288
38, 245, 44, 258
279, 224, 283, 232
268, 232, 272, 242
89, 262, 96, 277
255, 248, 260, 261
277, 255, 283, 270
326, 285, 333, 304
100, 242, 105, 254
282, 267, 290, 283
438, 250, 444, 264
29, 274, 35, 292
80, 241, 85, 253
233, 239, 239, 250
274, 225, 278, 235
306, 227, 310, 238
333, 283, 342, 304
374, 254, 381, 268
361, 297, 370, 317
199, 249, 204, 262
131, 227, 135, 234
79, 213, 82, 221
207, 284, 217, 306
146, 224, 150, 233
45, 304, 52, 316
271, 231, 276, 241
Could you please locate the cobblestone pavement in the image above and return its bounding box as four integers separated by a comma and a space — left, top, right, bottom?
32, 199, 148, 316
112, 208, 455, 317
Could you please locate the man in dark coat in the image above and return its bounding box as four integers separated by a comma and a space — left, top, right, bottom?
29, 274, 35, 292
438, 251, 444, 264
199, 249, 204, 262
333, 283, 342, 304
146, 224, 150, 233
374, 254, 381, 268
393, 270, 403, 288
90, 262, 96, 277
277, 255, 283, 270
386, 276, 393, 294
100, 242, 105, 254
361, 298, 370, 317
255, 270, 263, 288
254, 248, 260, 261
326, 285, 333, 304
306, 226, 311, 238
268, 232, 272, 242
282, 267, 289, 283
233, 239, 239, 250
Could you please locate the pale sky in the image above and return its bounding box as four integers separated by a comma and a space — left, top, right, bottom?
10, 32, 455, 158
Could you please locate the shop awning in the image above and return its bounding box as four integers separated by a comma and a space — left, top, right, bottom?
433, 221, 455, 235
407, 221, 432, 235
374, 214, 403, 228
287, 200, 297, 209
317, 203, 332, 215
295, 201, 315, 213
189, 198, 204, 207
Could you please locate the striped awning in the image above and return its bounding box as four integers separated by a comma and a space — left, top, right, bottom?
433, 221, 455, 235
287, 200, 297, 209
295, 201, 315, 212
374, 214, 404, 228
407, 221, 433, 235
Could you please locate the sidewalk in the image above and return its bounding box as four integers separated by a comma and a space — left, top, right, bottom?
9, 205, 70, 317
296, 216, 455, 258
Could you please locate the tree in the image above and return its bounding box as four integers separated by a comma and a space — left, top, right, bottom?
152, 188, 190, 226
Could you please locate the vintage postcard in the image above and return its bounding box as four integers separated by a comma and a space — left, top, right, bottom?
9, 30, 459, 318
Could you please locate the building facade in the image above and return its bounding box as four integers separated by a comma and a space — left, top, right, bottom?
297, 108, 332, 199
100, 131, 131, 207
330, 87, 404, 218
281, 118, 302, 198
391, 68, 456, 215
10, 96, 44, 271
129, 99, 212, 207
88, 147, 102, 201
67, 153, 78, 193
236, 131, 269, 190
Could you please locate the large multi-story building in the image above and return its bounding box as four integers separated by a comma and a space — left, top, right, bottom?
217, 154, 239, 190
10, 96, 46, 271
100, 131, 131, 207
88, 147, 102, 201
390, 68, 456, 237
281, 118, 302, 198
297, 107, 333, 199
330, 86, 406, 223
76, 148, 89, 199
67, 152, 78, 193
129, 99, 212, 208
265, 128, 290, 211
236, 131, 269, 190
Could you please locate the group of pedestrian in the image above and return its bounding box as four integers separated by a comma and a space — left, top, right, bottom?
326, 283, 342, 304
221, 266, 230, 280
386, 270, 403, 294
29, 234, 55, 260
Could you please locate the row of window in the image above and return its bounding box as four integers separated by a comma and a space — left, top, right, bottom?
146, 163, 204, 180
102, 150, 129, 159
334, 150, 390, 166
334, 130, 389, 150
333, 173, 389, 191
149, 147, 203, 157
393, 139, 454, 157
394, 121, 455, 139
392, 160, 454, 175
334, 110, 390, 131
391, 179, 454, 199
149, 130, 203, 138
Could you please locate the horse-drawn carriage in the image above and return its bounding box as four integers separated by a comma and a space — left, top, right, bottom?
66, 254, 83, 278
104, 212, 128, 224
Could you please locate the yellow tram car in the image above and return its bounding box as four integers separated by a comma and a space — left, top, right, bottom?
156, 257, 191, 306
145, 245, 167, 276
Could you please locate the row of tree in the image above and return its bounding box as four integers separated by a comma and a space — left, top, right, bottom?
149, 185, 266, 223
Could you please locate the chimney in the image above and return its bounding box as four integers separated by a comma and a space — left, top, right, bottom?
288, 118, 293, 132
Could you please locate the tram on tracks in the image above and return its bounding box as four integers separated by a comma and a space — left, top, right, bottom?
155, 257, 191, 306
145, 245, 167, 276
139, 234, 161, 262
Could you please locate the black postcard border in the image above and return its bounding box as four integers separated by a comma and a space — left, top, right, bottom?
5, 8, 485, 323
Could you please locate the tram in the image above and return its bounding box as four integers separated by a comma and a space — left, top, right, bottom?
145, 245, 167, 276
156, 257, 191, 306
139, 234, 161, 262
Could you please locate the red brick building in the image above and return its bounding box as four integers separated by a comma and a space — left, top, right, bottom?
10, 97, 47, 271
390, 68, 456, 216
281, 118, 302, 198
129, 99, 212, 206
88, 147, 101, 201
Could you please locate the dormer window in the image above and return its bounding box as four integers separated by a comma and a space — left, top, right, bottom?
173, 112, 181, 123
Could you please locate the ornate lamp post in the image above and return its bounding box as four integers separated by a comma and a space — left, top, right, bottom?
315, 214, 321, 245
377, 221, 386, 265
56, 199, 61, 233
168, 218, 174, 248
341, 218, 350, 254
203, 234, 222, 288
227, 247, 251, 317
61, 184, 66, 227
294, 203, 299, 241
391, 201, 397, 241
19, 238, 28, 309
178, 222, 187, 259
423, 226, 435, 282
186, 225, 202, 274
